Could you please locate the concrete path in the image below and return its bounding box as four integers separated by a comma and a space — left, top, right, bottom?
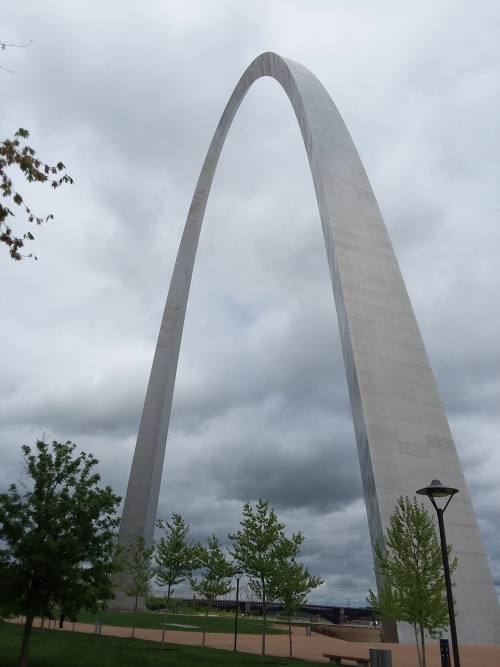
13, 618, 500, 666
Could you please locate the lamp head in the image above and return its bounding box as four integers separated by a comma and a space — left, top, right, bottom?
416, 479, 459, 498
234, 568, 244, 580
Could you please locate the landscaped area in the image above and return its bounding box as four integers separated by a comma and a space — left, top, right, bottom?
0, 623, 324, 667
73, 609, 288, 635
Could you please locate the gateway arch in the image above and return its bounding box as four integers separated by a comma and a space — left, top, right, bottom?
115, 52, 500, 644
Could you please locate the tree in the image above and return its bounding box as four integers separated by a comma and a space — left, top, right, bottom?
0, 128, 73, 260
154, 514, 196, 650
229, 499, 304, 663
0, 439, 121, 667
123, 535, 155, 638
269, 558, 323, 657
1, 40, 73, 261
189, 535, 234, 646
367, 496, 457, 667
96, 537, 128, 641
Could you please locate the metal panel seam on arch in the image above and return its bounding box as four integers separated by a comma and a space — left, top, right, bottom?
113, 52, 500, 645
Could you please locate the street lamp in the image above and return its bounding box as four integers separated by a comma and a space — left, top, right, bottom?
233, 568, 244, 651
416, 479, 460, 667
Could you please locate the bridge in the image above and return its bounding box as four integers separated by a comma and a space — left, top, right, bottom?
148, 597, 374, 625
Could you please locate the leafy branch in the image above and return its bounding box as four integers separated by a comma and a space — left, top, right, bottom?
0, 128, 73, 260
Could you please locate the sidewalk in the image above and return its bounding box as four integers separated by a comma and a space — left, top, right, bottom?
13, 617, 500, 666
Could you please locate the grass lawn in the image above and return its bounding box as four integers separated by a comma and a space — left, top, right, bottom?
71, 610, 287, 635
0, 623, 324, 667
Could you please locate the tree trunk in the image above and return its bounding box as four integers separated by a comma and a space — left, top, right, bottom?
414, 625, 423, 667
161, 587, 171, 650
261, 581, 266, 664
202, 608, 209, 647
98, 606, 104, 642
288, 613, 293, 658
132, 596, 138, 638
420, 626, 426, 667
17, 615, 34, 667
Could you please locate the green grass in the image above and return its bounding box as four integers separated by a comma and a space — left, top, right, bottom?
0, 623, 325, 667
71, 610, 287, 635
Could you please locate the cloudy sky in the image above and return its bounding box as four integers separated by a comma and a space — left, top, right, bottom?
1, 1, 499, 606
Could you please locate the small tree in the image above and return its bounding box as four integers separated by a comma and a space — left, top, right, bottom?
154, 514, 196, 649
123, 535, 155, 638
269, 558, 323, 657
229, 499, 304, 663
367, 496, 457, 667
189, 535, 234, 646
0, 439, 121, 667
96, 537, 128, 641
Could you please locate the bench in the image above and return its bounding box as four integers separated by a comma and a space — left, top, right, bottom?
323, 654, 370, 666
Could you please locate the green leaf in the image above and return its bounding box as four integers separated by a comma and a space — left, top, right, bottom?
367, 496, 457, 659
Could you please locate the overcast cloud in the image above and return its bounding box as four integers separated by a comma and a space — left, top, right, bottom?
1, 0, 499, 605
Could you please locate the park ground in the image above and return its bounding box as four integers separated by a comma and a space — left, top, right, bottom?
3, 613, 500, 667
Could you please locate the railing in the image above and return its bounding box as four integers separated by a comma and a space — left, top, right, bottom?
311, 626, 344, 640
312, 624, 384, 644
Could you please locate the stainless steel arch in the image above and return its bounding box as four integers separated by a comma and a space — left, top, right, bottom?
115, 52, 500, 644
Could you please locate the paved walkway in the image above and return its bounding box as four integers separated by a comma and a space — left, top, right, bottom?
13, 618, 500, 666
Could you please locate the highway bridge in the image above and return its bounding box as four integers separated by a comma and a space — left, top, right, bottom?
148, 598, 374, 625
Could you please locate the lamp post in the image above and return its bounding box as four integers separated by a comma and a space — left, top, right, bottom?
416, 479, 460, 667
233, 568, 244, 651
